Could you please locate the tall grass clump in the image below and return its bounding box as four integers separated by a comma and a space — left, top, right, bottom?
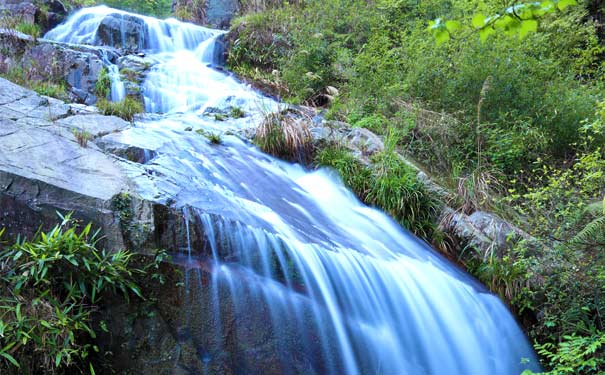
97, 96, 143, 122
255, 110, 313, 163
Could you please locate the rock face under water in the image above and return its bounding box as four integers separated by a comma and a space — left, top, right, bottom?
96, 13, 148, 51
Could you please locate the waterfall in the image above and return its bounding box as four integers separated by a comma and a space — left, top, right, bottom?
46, 7, 542, 375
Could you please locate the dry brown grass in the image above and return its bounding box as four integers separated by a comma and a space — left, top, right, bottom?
255, 109, 313, 163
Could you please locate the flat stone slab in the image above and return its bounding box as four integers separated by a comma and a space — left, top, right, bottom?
0, 77, 131, 247
58, 114, 130, 137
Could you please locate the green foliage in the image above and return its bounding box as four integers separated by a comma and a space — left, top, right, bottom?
350, 114, 387, 135
72, 128, 92, 147
32, 81, 68, 100
428, 1, 579, 44
367, 134, 439, 238
315, 138, 438, 238
531, 332, 605, 375
96, 97, 143, 122
0, 214, 143, 374
1, 66, 68, 101
15, 22, 41, 39
100, 0, 173, 17
232, 1, 605, 372
230, 106, 245, 119
196, 129, 222, 144
95, 67, 111, 100
314, 145, 373, 200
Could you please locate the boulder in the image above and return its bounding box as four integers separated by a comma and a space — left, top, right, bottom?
117, 54, 155, 100
0, 77, 128, 247
0, 0, 67, 32
95, 13, 148, 51
439, 208, 533, 257
0, 29, 122, 105
0, 1, 37, 24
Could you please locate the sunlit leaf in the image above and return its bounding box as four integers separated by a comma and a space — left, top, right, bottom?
557, 0, 577, 10
472, 13, 486, 28
519, 19, 538, 38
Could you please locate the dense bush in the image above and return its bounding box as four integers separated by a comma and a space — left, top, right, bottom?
0, 215, 143, 374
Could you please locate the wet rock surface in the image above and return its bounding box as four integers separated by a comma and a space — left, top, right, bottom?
96, 13, 148, 51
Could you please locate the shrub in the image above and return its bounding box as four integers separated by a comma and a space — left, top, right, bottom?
95, 67, 111, 100
0, 214, 143, 374
97, 97, 143, 122
255, 110, 313, 163
367, 149, 438, 238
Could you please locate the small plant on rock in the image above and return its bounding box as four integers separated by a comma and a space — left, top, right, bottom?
72, 128, 92, 147
97, 96, 143, 122
230, 106, 246, 119
255, 110, 313, 163
95, 67, 111, 100
196, 129, 222, 144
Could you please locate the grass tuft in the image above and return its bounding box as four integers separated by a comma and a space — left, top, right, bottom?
96, 97, 143, 122
255, 110, 313, 163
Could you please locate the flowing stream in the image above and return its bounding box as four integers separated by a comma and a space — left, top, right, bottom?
45, 6, 541, 375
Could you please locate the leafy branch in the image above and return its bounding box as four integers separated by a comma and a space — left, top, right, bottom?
428, 0, 578, 44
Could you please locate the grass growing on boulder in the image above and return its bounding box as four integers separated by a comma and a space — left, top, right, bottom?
15, 22, 40, 39
196, 129, 222, 144
255, 110, 313, 163
97, 96, 143, 122
0, 66, 69, 101
95, 67, 111, 100
230, 106, 246, 119
72, 128, 92, 147
32, 81, 68, 100
314, 144, 438, 238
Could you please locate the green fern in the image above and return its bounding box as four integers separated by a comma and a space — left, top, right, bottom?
568, 216, 605, 247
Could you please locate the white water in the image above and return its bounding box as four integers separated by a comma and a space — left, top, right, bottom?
46, 7, 541, 374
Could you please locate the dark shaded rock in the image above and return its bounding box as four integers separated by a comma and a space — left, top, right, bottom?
0, 1, 67, 33
96, 13, 148, 51
23, 41, 105, 104
35, 0, 68, 32
173, 0, 239, 29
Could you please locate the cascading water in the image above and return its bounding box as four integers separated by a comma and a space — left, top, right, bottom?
46, 7, 541, 375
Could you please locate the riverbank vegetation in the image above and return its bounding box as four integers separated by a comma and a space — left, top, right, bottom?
227, 0, 605, 373
0, 214, 168, 374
